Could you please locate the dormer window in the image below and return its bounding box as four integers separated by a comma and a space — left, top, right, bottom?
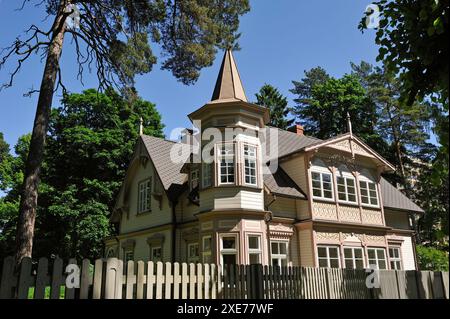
243, 144, 257, 186
218, 143, 235, 185
202, 163, 212, 188
190, 169, 199, 190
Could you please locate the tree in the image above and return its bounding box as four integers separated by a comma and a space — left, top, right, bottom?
351, 62, 433, 191
290, 66, 330, 120
416, 245, 449, 271
291, 73, 376, 140
0, 89, 164, 260
0, 0, 250, 263
255, 84, 293, 130
360, 0, 448, 107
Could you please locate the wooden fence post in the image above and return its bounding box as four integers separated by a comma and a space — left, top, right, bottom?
17, 257, 33, 299
0, 256, 16, 299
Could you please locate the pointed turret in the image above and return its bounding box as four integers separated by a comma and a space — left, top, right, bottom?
211, 50, 248, 102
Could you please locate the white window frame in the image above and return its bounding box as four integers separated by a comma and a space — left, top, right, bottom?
190, 169, 199, 190
367, 247, 387, 270
138, 178, 152, 214
247, 234, 262, 264
311, 170, 334, 200
336, 173, 357, 204
317, 245, 340, 268
187, 242, 200, 264
151, 246, 162, 262
270, 240, 289, 267
202, 162, 212, 188
359, 179, 379, 207
243, 144, 258, 186
389, 246, 402, 270
217, 143, 236, 185
219, 233, 239, 267
202, 235, 212, 264
343, 246, 365, 269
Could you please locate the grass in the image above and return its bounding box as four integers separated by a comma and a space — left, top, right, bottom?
27, 286, 66, 299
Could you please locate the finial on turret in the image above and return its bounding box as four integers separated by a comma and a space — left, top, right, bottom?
347, 112, 353, 136
139, 117, 144, 135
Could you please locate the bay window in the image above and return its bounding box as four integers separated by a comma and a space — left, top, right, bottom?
367, 248, 387, 269
359, 180, 379, 206
343, 247, 364, 269
202, 163, 212, 188
247, 235, 262, 264
389, 247, 402, 270
311, 171, 333, 199
271, 241, 288, 267
190, 169, 199, 190
317, 246, 340, 268
243, 144, 257, 186
218, 144, 235, 184
220, 234, 238, 266
202, 236, 212, 263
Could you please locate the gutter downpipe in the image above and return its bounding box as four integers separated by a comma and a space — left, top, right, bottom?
265, 194, 277, 265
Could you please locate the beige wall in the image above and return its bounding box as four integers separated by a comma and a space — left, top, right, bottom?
200, 187, 264, 212
298, 228, 314, 267
118, 228, 172, 262
384, 210, 411, 230
119, 160, 172, 234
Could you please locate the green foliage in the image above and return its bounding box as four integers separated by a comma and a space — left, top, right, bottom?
416, 245, 449, 271
290, 72, 378, 143
0, 89, 164, 260
360, 0, 449, 108
255, 84, 293, 130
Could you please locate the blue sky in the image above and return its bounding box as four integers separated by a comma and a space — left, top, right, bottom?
0, 0, 381, 151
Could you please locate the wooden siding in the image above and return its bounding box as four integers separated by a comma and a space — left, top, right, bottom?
119, 161, 171, 234
298, 229, 314, 267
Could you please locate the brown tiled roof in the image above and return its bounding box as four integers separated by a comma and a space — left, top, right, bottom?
141, 135, 188, 192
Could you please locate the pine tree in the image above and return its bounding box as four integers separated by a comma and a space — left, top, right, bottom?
255, 84, 293, 130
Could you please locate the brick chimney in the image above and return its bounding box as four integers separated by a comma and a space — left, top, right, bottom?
288, 124, 304, 136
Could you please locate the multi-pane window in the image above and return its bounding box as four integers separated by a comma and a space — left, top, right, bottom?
187, 243, 200, 264
151, 246, 162, 262
220, 235, 238, 267
202, 163, 212, 188
359, 180, 379, 206
311, 172, 333, 199
317, 246, 340, 268
337, 176, 357, 203
244, 144, 257, 186
344, 247, 365, 269
202, 236, 212, 263
271, 241, 288, 267
190, 169, 199, 190
124, 251, 134, 263
138, 178, 152, 213
248, 235, 262, 264
389, 247, 402, 270
218, 144, 235, 184
367, 248, 387, 269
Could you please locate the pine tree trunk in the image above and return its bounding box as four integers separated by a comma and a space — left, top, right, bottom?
14, 2, 67, 267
